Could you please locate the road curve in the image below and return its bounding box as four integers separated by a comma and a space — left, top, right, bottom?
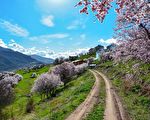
95, 70, 128, 120
65, 70, 101, 120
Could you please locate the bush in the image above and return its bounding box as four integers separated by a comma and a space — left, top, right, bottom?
14, 74, 23, 82
0, 73, 22, 111
26, 98, 34, 113
52, 62, 75, 86
101, 52, 113, 62
31, 73, 61, 99
3, 76, 19, 87
0, 80, 14, 110
31, 62, 88, 100
75, 63, 88, 75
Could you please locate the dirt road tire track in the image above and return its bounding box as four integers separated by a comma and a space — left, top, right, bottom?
65, 70, 101, 120
95, 70, 128, 120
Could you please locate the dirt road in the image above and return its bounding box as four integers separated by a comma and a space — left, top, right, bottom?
66, 70, 128, 120
65, 70, 101, 120
95, 70, 128, 120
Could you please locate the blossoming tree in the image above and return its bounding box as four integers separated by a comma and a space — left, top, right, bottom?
77, 0, 150, 62
76, 0, 149, 25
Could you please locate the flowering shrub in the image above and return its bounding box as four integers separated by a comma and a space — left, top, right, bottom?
0, 80, 14, 108
101, 52, 113, 62
14, 74, 23, 82
0, 72, 23, 110
75, 63, 88, 75
1, 74, 23, 87
52, 62, 75, 86
0, 79, 14, 109
31, 73, 61, 99
3, 76, 18, 86
31, 62, 89, 99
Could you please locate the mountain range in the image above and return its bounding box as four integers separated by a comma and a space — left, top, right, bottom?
0, 47, 53, 71
30, 54, 54, 64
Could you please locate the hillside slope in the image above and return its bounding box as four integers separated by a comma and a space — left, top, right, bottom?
2, 67, 95, 120
97, 60, 150, 120
30, 54, 54, 64
0, 47, 41, 71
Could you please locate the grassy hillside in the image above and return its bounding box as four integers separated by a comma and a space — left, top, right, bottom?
97, 60, 150, 120
2, 66, 95, 120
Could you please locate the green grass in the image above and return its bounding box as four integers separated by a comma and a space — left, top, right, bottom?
85, 75, 105, 120
2, 65, 51, 119
2, 67, 95, 120
97, 60, 150, 120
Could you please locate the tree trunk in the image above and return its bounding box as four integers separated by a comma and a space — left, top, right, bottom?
139, 23, 150, 39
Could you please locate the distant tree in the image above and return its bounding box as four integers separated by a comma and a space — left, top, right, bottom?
75, 63, 88, 75
88, 45, 104, 55
53, 57, 65, 65
69, 56, 78, 61
64, 58, 70, 62
89, 48, 95, 55
101, 52, 113, 62
106, 44, 117, 51
31, 73, 61, 99
95, 45, 104, 51
53, 58, 59, 65
52, 62, 75, 86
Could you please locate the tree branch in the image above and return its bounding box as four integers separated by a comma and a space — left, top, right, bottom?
139, 23, 150, 39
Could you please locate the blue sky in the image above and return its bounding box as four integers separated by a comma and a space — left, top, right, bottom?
0, 0, 117, 58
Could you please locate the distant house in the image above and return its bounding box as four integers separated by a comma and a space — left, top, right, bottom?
107, 43, 117, 51
72, 60, 87, 66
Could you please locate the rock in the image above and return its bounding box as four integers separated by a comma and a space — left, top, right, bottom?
31, 73, 37, 78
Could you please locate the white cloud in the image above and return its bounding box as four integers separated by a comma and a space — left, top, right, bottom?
0, 19, 29, 37
8, 39, 26, 53
67, 20, 86, 30
8, 39, 54, 58
0, 39, 7, 48
98, 38, 118, 45
5, 39, 89, 59
0, 38, 89, 59
49, 48, 90, 59
41, 15, 54, 27
29, 33, 69, 41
